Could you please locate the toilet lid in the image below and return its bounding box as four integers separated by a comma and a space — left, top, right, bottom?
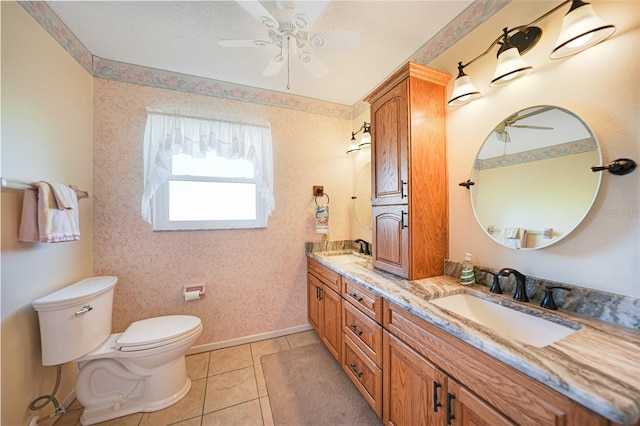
116, 315, 201, 352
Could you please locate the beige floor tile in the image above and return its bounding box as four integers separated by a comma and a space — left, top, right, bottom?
168, 416, 202, 426
186, 351, 210, 380
52, 407, 82, 426
139, 378, 206, 425
208, 344, 253, 376
250, 337, 290, 365
93, 413, 143, 426
254, 364, 267, 397
201, 399, 263, 426
285, 330, 321, 348
259, 396, 274, 426
204, 367, 258, 413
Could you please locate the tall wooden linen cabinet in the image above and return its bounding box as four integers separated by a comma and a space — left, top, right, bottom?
365, 62, 451, 280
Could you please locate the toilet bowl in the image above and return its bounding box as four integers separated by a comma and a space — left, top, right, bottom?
32, 276, 203, 425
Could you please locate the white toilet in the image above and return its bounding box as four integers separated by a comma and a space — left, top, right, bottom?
32, 276, 203, 425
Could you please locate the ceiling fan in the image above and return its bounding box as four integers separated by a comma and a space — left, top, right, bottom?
218, 0, 361, 88
495, 106, 554, 143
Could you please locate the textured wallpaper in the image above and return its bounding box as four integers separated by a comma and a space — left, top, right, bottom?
93, 79, 355, 345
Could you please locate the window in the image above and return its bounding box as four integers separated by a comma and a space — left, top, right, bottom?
141, 111, 274, 230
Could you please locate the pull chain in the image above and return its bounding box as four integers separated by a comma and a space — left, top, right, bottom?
286, 35, 291, 90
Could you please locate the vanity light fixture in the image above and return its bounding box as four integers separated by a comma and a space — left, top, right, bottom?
347, 122, 371, 153
448, 0, 616, 107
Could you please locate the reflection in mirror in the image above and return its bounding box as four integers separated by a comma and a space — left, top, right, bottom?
471, 106, 602, 250
354, 162, 372, 230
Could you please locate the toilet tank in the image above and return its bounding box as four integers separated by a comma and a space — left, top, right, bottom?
32, 276, 118, 366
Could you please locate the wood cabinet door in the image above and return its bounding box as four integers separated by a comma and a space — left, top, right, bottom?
372, 205, 409, 278
371, 79, 408, 206
384, 331, 446, 426
321, 285, 342, 362
447, 380, 515, 426
307, 273, 321, 333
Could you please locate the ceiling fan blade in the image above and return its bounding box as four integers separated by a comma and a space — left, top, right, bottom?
308, 31, 361, 51
291, 0, 330, 31
218, 39, 272, 48
507, 106, 554, 124
301, 53, 329, 78
510, 125, 554, 130
263, 55, 286, 77
235, 0, 279, 31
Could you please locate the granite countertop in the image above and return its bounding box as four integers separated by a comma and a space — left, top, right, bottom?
308, 250, 640, 425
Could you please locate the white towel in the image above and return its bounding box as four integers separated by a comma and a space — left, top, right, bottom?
315, 204, 329, 234
503, 227, 520, 249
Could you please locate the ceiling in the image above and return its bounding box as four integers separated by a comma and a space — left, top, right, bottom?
46, 1, 474, 106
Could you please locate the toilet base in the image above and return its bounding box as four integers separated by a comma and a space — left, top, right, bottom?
76, 356, 192, 426
79, 378, 191, 425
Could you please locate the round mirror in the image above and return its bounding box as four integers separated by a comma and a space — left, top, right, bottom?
354, 162, 372, 230
470, 106, 602, 250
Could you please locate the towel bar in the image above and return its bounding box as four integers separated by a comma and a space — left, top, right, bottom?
1, 178, 91, 200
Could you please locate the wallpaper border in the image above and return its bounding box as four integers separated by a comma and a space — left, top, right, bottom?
19, 0, 509, 119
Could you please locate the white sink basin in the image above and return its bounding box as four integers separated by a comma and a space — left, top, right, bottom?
430, 293, 579, 348
326, 254, 366, 264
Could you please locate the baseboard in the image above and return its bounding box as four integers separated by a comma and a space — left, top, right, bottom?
187, 323, 314, 355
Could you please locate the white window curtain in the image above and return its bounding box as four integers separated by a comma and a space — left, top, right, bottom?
141, 111, 275, 224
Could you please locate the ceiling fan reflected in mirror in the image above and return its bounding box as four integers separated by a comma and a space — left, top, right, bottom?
218, 0, 361, 88
495, 106, 553, 154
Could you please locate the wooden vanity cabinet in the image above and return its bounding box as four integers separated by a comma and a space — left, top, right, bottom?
341, 277, 384, 417
365, 62, 450, 280
307, 259, 342, 362
383, 300, 609, 426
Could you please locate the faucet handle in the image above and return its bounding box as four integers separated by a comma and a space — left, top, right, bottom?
478, 270, 502, 294
541, 286, 571, 310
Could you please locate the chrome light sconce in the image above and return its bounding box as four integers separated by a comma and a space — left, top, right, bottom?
448, 0, 616, 107
347, 122, 371, 153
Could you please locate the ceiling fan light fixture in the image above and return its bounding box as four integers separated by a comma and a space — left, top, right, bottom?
448, 62, 481, 106
550, 0, 615, 59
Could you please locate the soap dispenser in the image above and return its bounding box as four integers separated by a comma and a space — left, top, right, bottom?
460, 253, 475, 286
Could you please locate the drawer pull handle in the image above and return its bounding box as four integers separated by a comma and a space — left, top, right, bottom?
401, 180, 408, 198
401, 211, 408, 229
75, 305, 93, 316
433, 381, 442, 412
446, 392, 456, 425
318, 286, 323, 301
349, 293, 363, 302
348, 324, 363, 336
349, 363, 363, 378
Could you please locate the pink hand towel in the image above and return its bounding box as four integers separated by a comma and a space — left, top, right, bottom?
18, 188, 39, 242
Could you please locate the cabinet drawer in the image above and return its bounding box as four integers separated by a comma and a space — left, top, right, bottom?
342, 301, 383, 368
383, 300, 576, 426
343, 335, 383, 417
342, 276, 382, 322
307, 258, 340, 293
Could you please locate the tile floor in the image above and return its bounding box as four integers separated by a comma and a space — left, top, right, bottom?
54, 330, 321, 426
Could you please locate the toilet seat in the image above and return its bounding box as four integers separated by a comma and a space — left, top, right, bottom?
116, 315, 201, 352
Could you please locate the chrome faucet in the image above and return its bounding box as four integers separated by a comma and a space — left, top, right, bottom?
498, 268, 528, 302
354, 239, 371, 255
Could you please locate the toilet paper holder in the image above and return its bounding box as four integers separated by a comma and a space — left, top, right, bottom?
183, 284, 205, 300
